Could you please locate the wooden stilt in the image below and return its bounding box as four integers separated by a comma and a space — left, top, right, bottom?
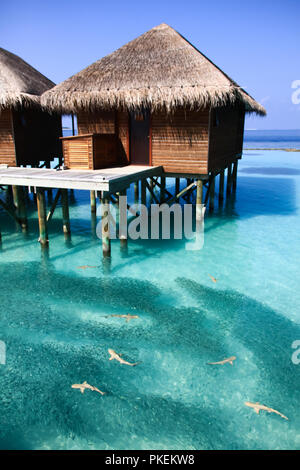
119, 188, 127, 252
61, 189, 71, 239
209, 176, 215, 212
219, 170, 225, 206
90, 190, 96, 214
141, 179, 146, 206
160, 176, 165, 203
12, 185, 19, 209
175, 177, 180, 196
226, 164, 232, 196
101, 195, 111, 258
134, 181, 139, 204
17, 186, 28, 232
37, 189, 48, 246
196, 179, 203, 222
232, 160, 238, 192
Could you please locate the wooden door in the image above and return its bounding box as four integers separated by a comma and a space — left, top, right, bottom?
130, 110, 150, 165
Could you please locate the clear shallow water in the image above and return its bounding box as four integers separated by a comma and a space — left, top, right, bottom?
0, 150, 300, 450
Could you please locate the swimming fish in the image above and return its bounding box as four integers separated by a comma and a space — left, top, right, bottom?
71, 381, 105, 395
108, 349, 139, 366
108, 314, 139, 322
207, 356, 236, 366
245, 402, 288, 420
77, 265, 98, 269
209, 274, 217, 283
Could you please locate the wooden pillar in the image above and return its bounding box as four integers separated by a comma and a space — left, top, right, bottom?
219, 170, 225, 206
134, 181, 139, 204
37, 189, 48, 246
61, 189, 71, 238
101, 194, 111, 258
226, 163, 232, 196
209, 176, 215, 212
196, 179, 203, 222
17, 186, 28, 232
90, 190, 96, 214
160, 176, 165, 203
175, 177, 180, 197
119, 188, 127, 252
141, 179, 146, 206
12, 185, 19, 209
232, 160, 238, 192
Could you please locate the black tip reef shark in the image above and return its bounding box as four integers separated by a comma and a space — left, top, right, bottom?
108, 349, 140, 366
207, 356, 236, 366
71, 381, 105, 395
245, 402, 288, 420
108, 314, 139, 322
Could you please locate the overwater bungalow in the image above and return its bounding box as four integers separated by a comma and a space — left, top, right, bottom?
0, 47, 62, 168
41, 23, 265, 176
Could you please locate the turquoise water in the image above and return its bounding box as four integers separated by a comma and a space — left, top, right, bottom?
0, 149, 300, 450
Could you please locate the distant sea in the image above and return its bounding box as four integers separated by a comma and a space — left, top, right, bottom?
244, 129, 300, 150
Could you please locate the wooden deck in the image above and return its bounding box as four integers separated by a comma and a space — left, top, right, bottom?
0, 165, 163, 193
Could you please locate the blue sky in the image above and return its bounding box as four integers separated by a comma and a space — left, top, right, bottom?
1, 0, 299, 129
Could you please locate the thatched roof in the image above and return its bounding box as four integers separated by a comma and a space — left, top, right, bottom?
0, 47, 55, 109
41, 23, 266, 116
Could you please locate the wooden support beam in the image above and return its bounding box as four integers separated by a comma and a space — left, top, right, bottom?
46, 189, 61, 223
101, 195, 111, 258
226, 163, 232, 196
175, 177, 180, 196
134, 181, 139, 204
61, 189, 71, 239
17, 186, 28, 232
219, 170, 225, 206
0, 197, 22, 226
232, 160, 238, 192
145, 180, 160, 204
160, 176, 165, 203
90, 190, 96, 214
37, 189, 48, 246
209, 176, 215, 212
119, 188, 127, 251
196, 180, 203, 222
168, 180, 196, 205
141, 179, 146, 206
12, 185, 19, 209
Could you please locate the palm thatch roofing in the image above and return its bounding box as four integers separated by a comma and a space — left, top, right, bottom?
41, 23, 266, 116
0, 47, 55, 110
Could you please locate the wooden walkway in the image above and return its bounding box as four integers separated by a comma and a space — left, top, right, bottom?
0, 165, 163, 193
